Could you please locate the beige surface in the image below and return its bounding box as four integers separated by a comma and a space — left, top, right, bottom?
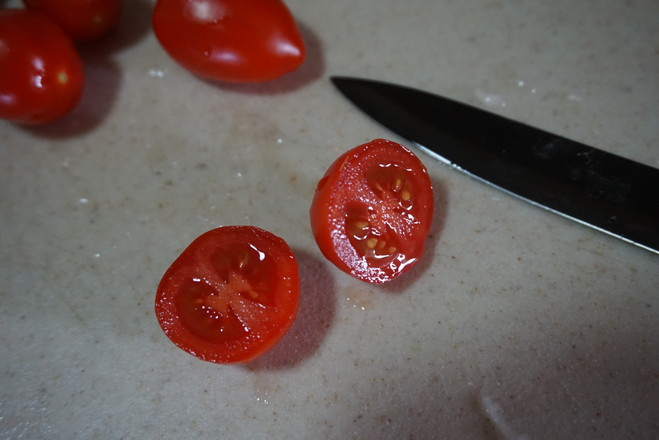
1, 0, 658, 438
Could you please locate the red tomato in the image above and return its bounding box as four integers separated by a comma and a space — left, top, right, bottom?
0, 10, 84, 125
155, 226, 300, 364
23, 0, 122, 42
152, 0, 306, 83
310, 139, 434, 284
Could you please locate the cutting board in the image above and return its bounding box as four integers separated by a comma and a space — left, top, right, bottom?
1, 0, 658, 438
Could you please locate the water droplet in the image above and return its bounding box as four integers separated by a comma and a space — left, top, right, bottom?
254, 388, 271, 405
148, 69, 165, 79
343, 286, 373, 311
475, 89, 506, 108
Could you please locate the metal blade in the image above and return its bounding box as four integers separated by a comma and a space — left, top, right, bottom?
331, 76, 659, 255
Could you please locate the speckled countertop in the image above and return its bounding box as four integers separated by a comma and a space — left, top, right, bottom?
1, 0, 658, 439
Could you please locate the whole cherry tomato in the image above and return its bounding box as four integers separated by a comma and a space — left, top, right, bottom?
155, 226, 300, 364
152, 0, 306, 83
22, 0, 122, 42
310, 139, 435, 284
0, 10, 84, 125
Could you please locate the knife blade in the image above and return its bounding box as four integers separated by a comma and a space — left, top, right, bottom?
331, 76, 659, 255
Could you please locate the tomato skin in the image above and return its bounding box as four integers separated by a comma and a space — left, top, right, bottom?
155, 226, 300, 364
22, 0, 122, 42
152, 0, 306, 83
310, 139, 434, 284
0, 10, 84, 125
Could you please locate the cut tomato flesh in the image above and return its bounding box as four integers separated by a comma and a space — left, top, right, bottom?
155, 226, 299, 364
311, 139, 434, 283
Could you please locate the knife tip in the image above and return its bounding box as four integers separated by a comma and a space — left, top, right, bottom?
330, 75, 346, 84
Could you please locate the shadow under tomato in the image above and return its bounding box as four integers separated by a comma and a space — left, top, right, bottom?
244, 248, 336, 371
206, 22, 325, 96
379, 175, 449, 294
77, 0, 153, 56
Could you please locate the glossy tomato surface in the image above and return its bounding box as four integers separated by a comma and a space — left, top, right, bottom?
311, 139, 434, 284
0, 10, 84, 125
155, 226, 300, 364
152, 0, 306, 83
23, 0, 122, 42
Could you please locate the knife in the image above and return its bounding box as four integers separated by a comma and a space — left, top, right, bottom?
331, 76, 659, 255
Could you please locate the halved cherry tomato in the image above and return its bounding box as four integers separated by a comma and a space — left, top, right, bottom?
155, 226, 300, 364
22, 0, 122, 42
310, 139, 434, 284
0, 10, 84, 125
152, 0, 306, 83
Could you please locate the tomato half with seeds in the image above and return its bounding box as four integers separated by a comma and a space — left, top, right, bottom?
23, 0, 122, 42
152, 0, 306, 83
310, 139, 434, 284
155, 226, 300, 364
0, 9, 84, 125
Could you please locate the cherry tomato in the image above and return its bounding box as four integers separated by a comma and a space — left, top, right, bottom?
310, 139, 434, 284
152, 0, 306, 83
22, 0, 122, 42
0, 10, 84, 125
155, 226, 300, 364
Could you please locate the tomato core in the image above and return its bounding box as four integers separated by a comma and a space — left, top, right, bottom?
175, 241, 279, 344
